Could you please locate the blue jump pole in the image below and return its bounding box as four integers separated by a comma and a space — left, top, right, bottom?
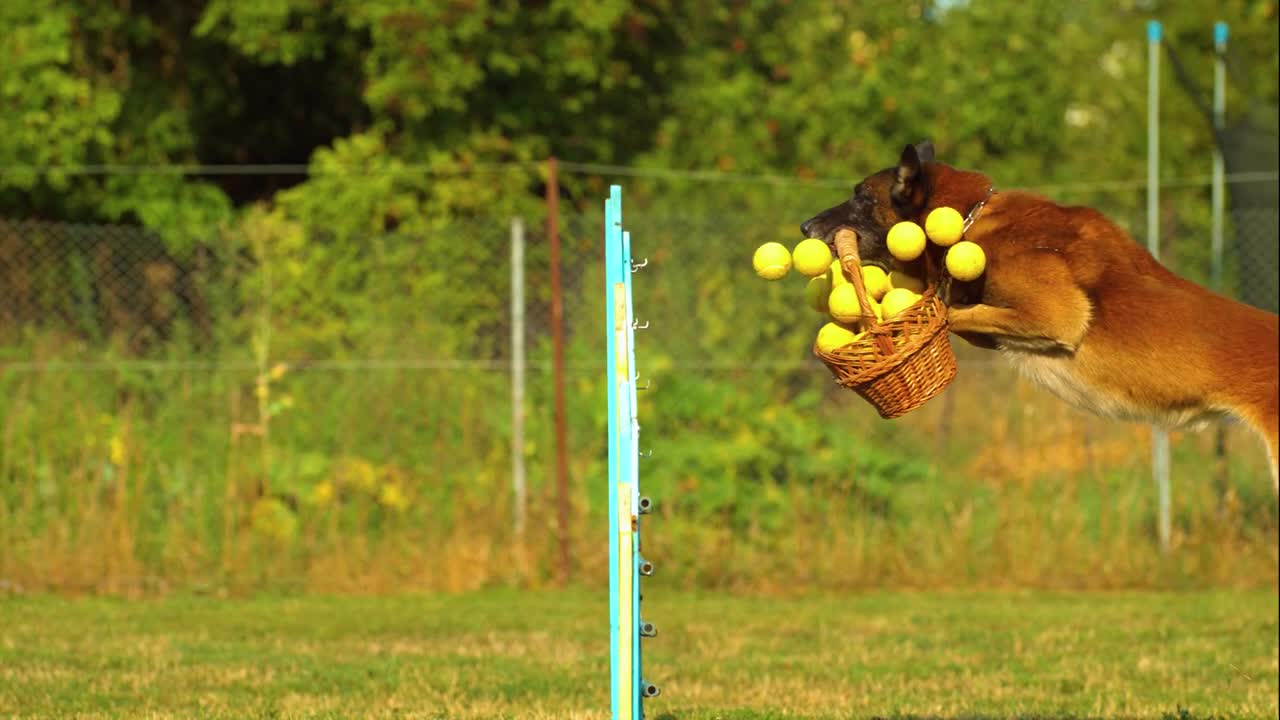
622, 226, 642, 720
605, 185, 657, 719
605, 187, 619, 720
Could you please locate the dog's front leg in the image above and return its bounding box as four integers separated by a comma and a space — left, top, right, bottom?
948, 304, 1081, 354
946, 253, 1092, 354
951, 328, 1000, 350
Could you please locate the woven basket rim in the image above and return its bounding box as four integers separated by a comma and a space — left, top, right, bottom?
812, 289, 949, 382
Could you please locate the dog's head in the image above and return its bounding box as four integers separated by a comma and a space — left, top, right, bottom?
799, 141, 989, 269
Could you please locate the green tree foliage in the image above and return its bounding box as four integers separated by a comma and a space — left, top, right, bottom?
4, 1, 1275, 223
637, 1, 1276, 207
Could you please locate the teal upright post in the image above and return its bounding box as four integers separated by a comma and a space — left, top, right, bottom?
605, 186, 658, 720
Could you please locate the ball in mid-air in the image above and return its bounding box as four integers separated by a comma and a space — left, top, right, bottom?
945, 241, 986, 281
925, 206, 965, 246
880, 287, 922, 319
752, 242, 791, 280
805, 274, 832, 313
815, 322, 863, 353
792, 238, 834, 277
887, 221, 926, 262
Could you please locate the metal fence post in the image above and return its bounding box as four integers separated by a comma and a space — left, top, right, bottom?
1211, 22, 1228, 291
547, 156, 572, 584
510, 217, 527, 537
1211, 22, 1230, 502
1148, 20, 1172, 554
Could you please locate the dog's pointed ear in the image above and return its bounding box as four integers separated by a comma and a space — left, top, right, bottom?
891, 143, 928, 208
914, 140, 935, 163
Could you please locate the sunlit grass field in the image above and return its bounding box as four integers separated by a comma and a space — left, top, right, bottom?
1, 588, 1275, 719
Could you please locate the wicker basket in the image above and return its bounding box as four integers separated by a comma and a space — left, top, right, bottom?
813, 229, 957, 419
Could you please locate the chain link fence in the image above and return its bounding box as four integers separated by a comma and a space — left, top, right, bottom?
0, 169, 1276, 593
4, 173, 1273, 364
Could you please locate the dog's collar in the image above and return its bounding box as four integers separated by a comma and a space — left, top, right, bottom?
962, 186, 995, 234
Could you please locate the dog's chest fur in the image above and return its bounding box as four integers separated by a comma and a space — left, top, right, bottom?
996, 342, 1227, 431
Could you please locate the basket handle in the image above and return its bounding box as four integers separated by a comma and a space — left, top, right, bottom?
833, 229, 895, 356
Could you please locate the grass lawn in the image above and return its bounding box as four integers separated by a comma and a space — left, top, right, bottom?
0, 588, 1276, 719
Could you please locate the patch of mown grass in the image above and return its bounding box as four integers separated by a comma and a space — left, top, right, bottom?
0, 589, 1275, 719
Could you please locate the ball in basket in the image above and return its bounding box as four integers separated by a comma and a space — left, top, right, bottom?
805, 274, 832, 313
816, 322, 863, 353
827, 284, 867, 324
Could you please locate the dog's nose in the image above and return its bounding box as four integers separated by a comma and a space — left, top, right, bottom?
799, 218, 819, 238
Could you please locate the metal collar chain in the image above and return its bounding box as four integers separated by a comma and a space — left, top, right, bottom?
962, 186, 995, 234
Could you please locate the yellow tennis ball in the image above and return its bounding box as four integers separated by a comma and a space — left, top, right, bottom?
829, 260, 849, 287
887, 270, 926, 294
887, 221, 926, 262
860, 265, 890, 301
881, 287, 922, 319
925, 206, 965, 246
752, 242, 791, 280
827, 284, 867, 324
805, 274, 832, 313
816, 322, 863, 353
792, 238, 833, 277
945, 241, 986, 281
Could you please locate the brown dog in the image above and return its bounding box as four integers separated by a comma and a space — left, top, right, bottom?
800, 142, 1280, 489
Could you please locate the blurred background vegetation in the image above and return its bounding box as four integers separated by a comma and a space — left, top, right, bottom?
0, 0, 1276, 596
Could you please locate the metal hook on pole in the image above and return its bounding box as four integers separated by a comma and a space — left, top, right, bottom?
632, 319, 649, 330
631, 257, 648, 272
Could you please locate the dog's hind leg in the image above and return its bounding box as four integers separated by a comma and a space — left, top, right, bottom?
1267, 394, 1279, 495
1230, 396, 1279, 496
1262, 413, 1278, 496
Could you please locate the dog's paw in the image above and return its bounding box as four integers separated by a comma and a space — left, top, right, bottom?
945, 303, 978, 322
931, 274, 952, 302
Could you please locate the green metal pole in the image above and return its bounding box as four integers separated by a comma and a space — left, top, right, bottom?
1211, 22, 1230, 508
1148, 20, 1171, 554
1211, 22, 1228, 290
